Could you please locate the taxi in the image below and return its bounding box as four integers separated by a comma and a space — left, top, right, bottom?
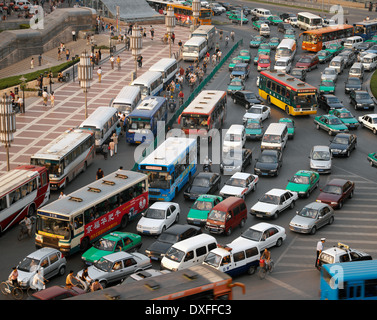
367, 152, 377, 167
238, 49, 251, 64
187, 195, 223, 226
250, 35, 265, 48
279, 118, 295, 139
319, 79, 335, 95
329, 108, 359, 130
286, 170, 320, 198
229, 57, 243, 71
245, 119, 263, 140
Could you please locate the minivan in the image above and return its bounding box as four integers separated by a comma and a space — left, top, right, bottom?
344, 36, 363, 50
260, 23, 270, 37
349, 62, 364, 81
203, 239, 260, 276
361, 52, 377, 71
329, 56, 345, 74
261, 123, 288, 151
255, 8, 272, 18
110, 85, 141, 115
160, 234, 217, 271
205, 196, 247, 236
222, 124, 246, 153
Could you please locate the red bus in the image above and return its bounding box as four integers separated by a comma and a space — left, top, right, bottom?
0, 165, 50, 234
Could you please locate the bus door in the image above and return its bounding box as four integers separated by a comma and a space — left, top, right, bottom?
71, 213, 85, 249
346, 281, 364, 300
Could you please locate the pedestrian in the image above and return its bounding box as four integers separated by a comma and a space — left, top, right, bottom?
42, 90, 48, 106
96, 168, 104, 180
95, 51, 99, 65
38, 54, 42, 66
10, 267, 18, 287
50, 91, 55, 108
109, 140, 115, 157
150, 25, 154, 40
98, 48, 102, 61
137, 55, 143, 67
59, 191, 67, 199
315, 238, 326, 268
57, 47, 61, 60
217, 50, 222, 62
65, 48, 70, 61
91, 279, 103, 292
97, 67, 102, 83
17, 96, 24, 113
72, 29, 76, 41
171, 32, 175, 44
101, 143, 108, 159
30, 57, 34, 69
111, 132, 118, 154
110, 55, 115, 69
116, 55, 121, 70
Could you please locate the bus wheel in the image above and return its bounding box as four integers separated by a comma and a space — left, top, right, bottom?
267, 95, 271, 105
285, 106, 290, 115
80, 237, 90, 252
121, 215, 129, 229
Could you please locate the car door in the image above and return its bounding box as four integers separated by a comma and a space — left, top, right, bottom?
166, 205, 175, 228
282, 192, 292, 211
109, 259, 125, 283
48, 252, 61, 277
121, 257, 138, 280
262, 106, 269, 120
40, 256, 53, 279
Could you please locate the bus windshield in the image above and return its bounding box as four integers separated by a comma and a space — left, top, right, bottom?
129, 117, 152, 130
112, 103, 132, 114
294, 94, 317, 107
181, 114, 209, 129
183, 45, 199, 53
148, 172, 171, 189
31, 158, 62, 177
37, 216, 70, 239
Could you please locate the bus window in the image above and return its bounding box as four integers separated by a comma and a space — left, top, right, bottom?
74, 214, 84, 230
0, 196, 7, 211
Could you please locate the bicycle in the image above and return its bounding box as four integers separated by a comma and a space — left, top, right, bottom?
0, 280, 24, 300
258, 259, 274, 280
17, 216, 36, 241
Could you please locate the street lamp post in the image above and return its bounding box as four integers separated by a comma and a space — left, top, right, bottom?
0, 94, 16, 171
166, 6, 176, 58
130, 25, 142, 79
78, 50, 93, 119
192, 0, 200, 30
19, 75, 26, 113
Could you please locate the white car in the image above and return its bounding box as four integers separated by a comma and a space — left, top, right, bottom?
219, 172, 258, 199
358, 114, 377, 134
136, 202, 180, 235
232, 222, 286, 251
274, 57, 292, 73
242, 104, 270, 123
309, 145, 332, 174
286, 17, 298, 27
321, 67, 338, 82
250, 188, 298, 219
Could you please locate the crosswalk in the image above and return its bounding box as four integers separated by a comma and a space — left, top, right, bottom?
275, 172, 377, 272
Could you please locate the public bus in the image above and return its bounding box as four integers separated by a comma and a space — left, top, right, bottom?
178, 90, 227, 141
138, 137, 197, 201
0, 165, 50, 234
297, 12, 323, 30
182, 36, 208, 62
353, 19, 377, 41
35, 170, 149, 255
301, 25, 354, 52
131, 71, 164, 100
110, 85, 141, 115
258, 70, 318, 116
78, 106, 119, 152
191, 24, 216, 51
320, 260, 377, 300
68, 265, 246, 300
148, 58, 178, 88
125, 96, 168, 144
30, 128, 95, 191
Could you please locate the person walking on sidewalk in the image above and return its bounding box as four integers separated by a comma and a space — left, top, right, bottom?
72, 30, 76, 41
150, 26, 154, 40
97, 67, 102, 83
42, 90, 48, 106
116, 56, 121, 70
137, 55, 143, 67
30, 57, 34, 69
101, 143, 108, 159
110, 55, 115, 69
38, 54, 42, 66
50, 92, 55, 108
66, 48, 70, 61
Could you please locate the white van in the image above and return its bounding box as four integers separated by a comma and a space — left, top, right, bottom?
149, 58, 178, 88
261, 123, 288, 151
131, 71, 163, 99
110, 86, 141, 115
275, 39, 296, 62
203, 239, 260, 277
161, 234, 217, 271
191, 25, 216, 51
78, 107, 119, 152
182, 36, 208, 62
329, 56, 345, 74
222, 124, 246, 153
274, 57, 292, 73
361, 53, 377, 71
344, 36, 363, 50
255, 8, 272, 18
349, 62, 365, 80
260, 23, 270, 37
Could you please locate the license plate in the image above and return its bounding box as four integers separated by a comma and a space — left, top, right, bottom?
364, 107, 369, 110
318, 169, 323, 172
256, 214, 263, 218
294, 227, 301, 232
150, 256, 159, 261
262, 173, 268, 176
193, 221, 200, 225
190, 196, 197, 200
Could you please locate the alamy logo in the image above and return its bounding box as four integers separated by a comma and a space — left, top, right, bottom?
30, 6, 44, 30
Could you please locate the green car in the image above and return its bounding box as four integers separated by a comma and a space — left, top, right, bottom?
314, 114, 349, 135
316, 50, 333, 64
252, 20, 263, 31
227, 78, 245, 94
365, 35, 377, 43
286, 170, 320, 198
319, 79, 335, 94
325, 43, 344, 55
245, 119, 264, 140
329, 108, 359, 130
268, 37, 280, 50
187, 195, 223, 226
250, 35, 265, 48
81, 231, 142, 265
279, 118, 295, 139
238, 49, 251, 63
229, 14, 248, 24
229, 57, 243, 71
367, 152, 377, 167
267, 15, 283, 25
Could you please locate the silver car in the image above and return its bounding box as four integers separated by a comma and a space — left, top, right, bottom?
289, 202, 334, 235
309, 145, 332, 174
16, 247, 67, 289
77, 251, 152, 288
321, 67, 338, 82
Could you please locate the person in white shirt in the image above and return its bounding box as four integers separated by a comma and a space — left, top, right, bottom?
315, 238, 326, 268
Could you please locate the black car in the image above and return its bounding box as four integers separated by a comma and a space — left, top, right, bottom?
338, 50, 356, 68
257, 17, 271, 25
183, 172, 221, 200
329, 133, 357, 157
144, 224, 202, 261
318, 94, 345, 112
349, 90, 375, 110
291, 68, 307, 81
232, 90, 261, 108
345, 77, 362, 94
220, 148, 252, 174
254, 149, 283, 177
277, 22, 293, 33
354, 42, 372, 52
280, 13, 296, 21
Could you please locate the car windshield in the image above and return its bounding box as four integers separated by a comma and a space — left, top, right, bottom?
321, 81, 334, 87
291, 70, 302, 75
271, 38, 279, 43
240, 51, 249, 56
93, 238, 116, 251
94, 257, 113, 272
145, 208, 166, 219
323, 185, 342, 195
327, 97, 340, 103
356, 92, 370, 100
259, 59, 270, 64
332, 137, 349, 144
248, 108, 262, 114
232, 58, 242, 63
165, 247, 185, 263
233, 65, 246, 72
275, 60, 287, 66
329, 118, 342, 125
244, 92, 257, 99
231, 80, 242, 86
347, 78, 360, 85
246, 122, 261, 129
260, 44, 269, 50
227, 178, 247, 188
285, 30, 294, 35
262, 134, 281, 143
318, 51, 327, 57
260, 194, 280, 204
298, 208, 318, 219
312, 150, 330, 160
299, 58, 312, 63
204, 252, 222, 268
324, 69, 336, 75
192, 177, 210, 187
290, 175, 309, 184
18, 257, 40, 273
337, 111, 352, 119
223, 150, 243, 160
208, 209, 226, 222
192, 200, 213, 211
241, 228, 262, 241
259, 154, 277, 163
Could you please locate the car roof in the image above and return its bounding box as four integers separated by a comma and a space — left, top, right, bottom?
295, 170, 315, 176
333, 133, 352, 138
261, 149, 279, 155
101, 251, 133, 262
230, 172, 252, 180
27, 247, 60, 260
162, 224, 201, 235
234, 62, 248, 67
277, 57, 290, 61
303, 201, 329, 210
32, 286, 85, 300
266, 188, 286, 196
248, 222, 278, 232
312, 145, 330, 151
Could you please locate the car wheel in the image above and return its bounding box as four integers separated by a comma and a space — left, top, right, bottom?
316, 124, 320, 130
347, 150, 350, 157
275, 237, 283, 247
349, 190, 354, 199
338, 201, 343, 209
373, 128, 377, 135
290, 201, 295, 209
328, 216, 334, 225
240, 218, 246, 228
310, 226, 317, 235
273, 211, 279, 219
225, 227, 232, 236
58, 265, 66, 276
233, 98, 237, 104
175, 213, 179, 223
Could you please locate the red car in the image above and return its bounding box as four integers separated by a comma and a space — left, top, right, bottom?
316, 179, 355, 209
257, 54, 271, 72
30, 286, 86, 300
295, 54, 319, 71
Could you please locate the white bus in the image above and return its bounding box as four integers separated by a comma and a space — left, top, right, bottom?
149, 58, 178, 88
275, 38, 297, 61
191, 25, 216, 51
182, 36, 207, 62
35, 170, 149, 255
131, 71, 164, 99
297, 12, 323, 30
30, 129, 95, 190
78, 107, 119, 152
110, 86, 141, 115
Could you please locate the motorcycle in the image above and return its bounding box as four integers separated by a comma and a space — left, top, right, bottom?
168, 97, 176, 112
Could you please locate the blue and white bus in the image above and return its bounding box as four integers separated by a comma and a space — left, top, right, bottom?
353, 20, 377, 41
320, 260, 377, 300
149, 58, 178, 89
125, 96, 168, 144
138, 137, 197, 201
131, 71, 164, 99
